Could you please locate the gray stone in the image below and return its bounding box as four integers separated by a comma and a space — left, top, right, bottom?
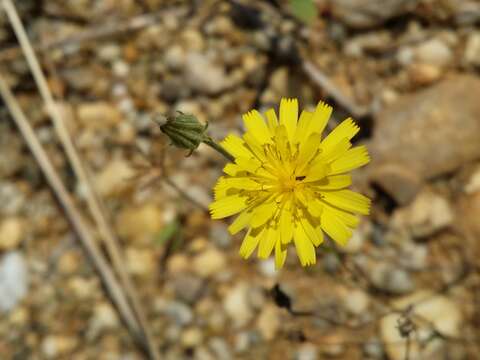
370, 264, 414, 295
413, 38, 453, 67
464, 32, 480, 67
0, 251, 29, 312
184, 52, 229, 94
173, 275, 204, 304
363, 339, 385, 359
295, 343, 318, 360
331, 0, 419, 29
209, 223, 231, 248
163, 301, 194, 326
209, 337, 232, 360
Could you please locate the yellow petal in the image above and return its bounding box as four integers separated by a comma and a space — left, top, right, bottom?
296, 132, 321, 174
209, 194, 248, 219
321, 137, 351, 163
307, 199, 323, 217
275, 240, 287, 269
279, 98, 298, 144
312, 174, 352, 190
279, 209, 294, 244
321, 190, 370, 215
274, 125, 290, 162
265, 108, 278, 134
294, 110, 313, 144
323, 203, 359, 228
243, 110, 272, 145
321, 118, 359, 151
307, 101, 332, 138
223, 163, 242, 176
243, 132, 267, 163
329, 145, 370, 175
228, 210, 254, 235
235, 156, 262, 174
293, 224, 316, 266
321, 208, 352, 246
258, 227, 277, 259
221, 134, 254, 159
250, 201, 277, 228
239, 228, 261, 259
304, 161, 328, 182
300, 217, 324, 247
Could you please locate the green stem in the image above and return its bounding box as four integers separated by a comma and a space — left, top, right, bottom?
203, 137, 235, 162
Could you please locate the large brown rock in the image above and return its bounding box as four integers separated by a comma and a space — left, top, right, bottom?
369, 75, 480, 204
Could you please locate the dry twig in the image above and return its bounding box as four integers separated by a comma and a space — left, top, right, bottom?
1, 1, 159, 358
0, 73, 142, 348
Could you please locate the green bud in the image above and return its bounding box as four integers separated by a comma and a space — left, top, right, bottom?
159, 112, 208, 154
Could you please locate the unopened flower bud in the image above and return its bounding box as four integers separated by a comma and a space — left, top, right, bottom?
159, 112, 208, 154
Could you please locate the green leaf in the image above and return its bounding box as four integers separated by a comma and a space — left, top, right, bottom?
289, 0, 317, 24
155, 219, 180, 246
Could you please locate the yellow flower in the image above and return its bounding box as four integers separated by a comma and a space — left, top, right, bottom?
209, 98, 370, 269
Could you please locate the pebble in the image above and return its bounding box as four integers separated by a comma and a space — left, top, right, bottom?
160, 300, 194, 326
407, 63, 442, 86
0, 217, 23, 250
320, 334, 346, 357
295, 343, 319, 360
341, 224, 367, 254
76, 102, 123, 129
463, 166, 480, 194
94, 159, 135, 197
0, 251, 29, 312
413, 38, 453, 67
115, 203, 163, 244
256, 304, 281, 341
363, 339, 384, 359
88, 302, 119, 339
125, 247, 156, 277
57, 249, 82, 275
331, 0, 419, 29
192, 247, 227, 278
369, 76, 480, 194
166, 254, 190, 273
456, 191, 480, 260
184, 52, 228, 94
208, 337, 232, 360
257, 258, 277, 278
164, 45, 186, 71
392, 189, 453, 238
223, 283, 254, 327
398, 242, 428, 270
234, 331, 252, 353
41, 335, 78, 359
370, 263, 414, 295
173, 274, 204, 304
380, 291, 462, 360
452, 1, 480, 25
209, 222, 231, 248
464, 32, 480, 67
181, 327, 203, 347
67, 276, 98, 300
343, 289, 370, 315
323, 252, 341, 274
0, 181, 25, 215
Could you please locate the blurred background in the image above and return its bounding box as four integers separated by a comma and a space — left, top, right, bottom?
0, 0, 479, 359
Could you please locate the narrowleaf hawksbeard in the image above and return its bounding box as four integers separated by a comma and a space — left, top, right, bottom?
209, 98, 371, 269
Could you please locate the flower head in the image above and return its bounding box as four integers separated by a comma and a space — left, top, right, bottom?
209, 99, 370, 269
